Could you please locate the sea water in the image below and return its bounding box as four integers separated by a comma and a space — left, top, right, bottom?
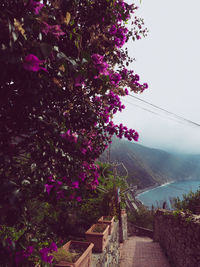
136, 180, 200, 209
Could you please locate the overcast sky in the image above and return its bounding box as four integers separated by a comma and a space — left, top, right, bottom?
114, 0, 200, 154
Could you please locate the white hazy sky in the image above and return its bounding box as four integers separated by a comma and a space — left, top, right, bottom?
114, 0, 200, 154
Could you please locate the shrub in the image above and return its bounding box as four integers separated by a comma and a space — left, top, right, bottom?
173, 189, 200, 214
128, 206, 155, 230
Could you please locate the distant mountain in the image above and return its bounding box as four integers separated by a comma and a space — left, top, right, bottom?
99, 137, 200, 189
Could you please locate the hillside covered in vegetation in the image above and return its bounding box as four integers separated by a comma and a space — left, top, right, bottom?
100, 137, 200, 189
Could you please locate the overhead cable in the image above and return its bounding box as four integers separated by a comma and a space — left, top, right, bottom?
127, 94, 200, 128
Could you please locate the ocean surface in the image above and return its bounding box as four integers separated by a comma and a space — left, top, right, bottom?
136, 180, 200, 209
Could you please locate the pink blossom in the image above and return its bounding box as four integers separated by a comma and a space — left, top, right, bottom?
40, 248, 53, 264
45, 184, 54, 195
72, 181, 79, 189
124, 88, 129, 95
25, 246, 34, 257
109, 25, 117, 35
48, 176, 55, 182
42, 22, 65, 39
76, 196, 82, 202
29, 0, 44, 15
91, 54, 104, 65
49, 242, 58, 252
81, 148, 87, 155
23, 54, 47, 72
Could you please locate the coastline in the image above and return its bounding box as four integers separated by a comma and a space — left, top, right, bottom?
135, 183, 160, 196
135, 181, 175, 197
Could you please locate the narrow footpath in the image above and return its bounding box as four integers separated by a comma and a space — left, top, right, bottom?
120, 236, 170, 267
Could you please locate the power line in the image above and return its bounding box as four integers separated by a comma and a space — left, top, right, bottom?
123, 98, 195, 128
126, 94, 200, 128
123, 99, 165, 117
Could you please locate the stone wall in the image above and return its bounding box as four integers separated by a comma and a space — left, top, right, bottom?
91, 214, 128, 267
91, 221, 120, 267
154, 209, 200, 267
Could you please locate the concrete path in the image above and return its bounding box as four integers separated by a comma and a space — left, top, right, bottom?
120, 236, 170, 267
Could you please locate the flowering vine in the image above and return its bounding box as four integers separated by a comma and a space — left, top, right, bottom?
0, 0, 148, 265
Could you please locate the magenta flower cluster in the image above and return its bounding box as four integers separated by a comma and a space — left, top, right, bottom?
23, 54, 47, 72
45, 174, 86, 201
111, 26, 128, 48
42, 22, 65, 39
91, 54, 109, 76
44, 162, 99, 200
28, 0, 44, 15
105, 121, 139, 142
107, 90, 125, 114
78, 161, 99, 189
109, 72, 122, 86
39, 242, 58, 264
128, 72, 148, 92
60, 130, 78, 143
45, 176, 65, 199
114, 0, 136, 22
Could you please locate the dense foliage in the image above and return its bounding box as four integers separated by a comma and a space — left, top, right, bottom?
173, 189, 200, 213
128, 206, 155, 230
0, 0, 147, 265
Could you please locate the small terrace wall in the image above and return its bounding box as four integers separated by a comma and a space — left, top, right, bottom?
154, 209, 200, 267
91, 213, 128, 267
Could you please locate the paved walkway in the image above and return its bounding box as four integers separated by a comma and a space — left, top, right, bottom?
120, 236, 170, 267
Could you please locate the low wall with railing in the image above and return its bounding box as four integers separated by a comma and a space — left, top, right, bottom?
154, 209, 200, 267
128, 222, 153, 238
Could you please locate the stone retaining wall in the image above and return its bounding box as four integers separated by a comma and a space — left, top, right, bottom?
91, 221, 120, 267
91, 213, 128, 267
154, 209, 200, 267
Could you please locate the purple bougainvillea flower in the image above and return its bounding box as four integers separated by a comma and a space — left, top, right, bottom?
42, 22, 65, 39
49, 242, 58, 252
40, 248, 53, 264
76, 196, 82, 202
91, 54, 104, 65
91, 54, 110, 76
124, 88, 129, 95
48, 176, 55, 182
143, 83, 148, 89
81, 148, 87, 155
133, 132, 139, 142
72, 181, 79, 189
109, 73, 121, 86
29, 0, 44, 15
45, 184, 54, 195
109, 25, 117, 35
25, 246, 34, 257
23, 54, 47, 72
96, 62, 109, 76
